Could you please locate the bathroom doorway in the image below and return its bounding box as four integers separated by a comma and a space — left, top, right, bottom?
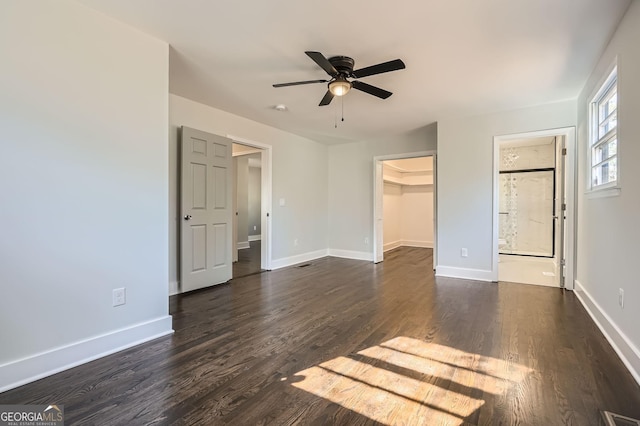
493, 128, 576, 288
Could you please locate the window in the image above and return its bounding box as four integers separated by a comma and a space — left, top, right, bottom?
590, 66, 618, 189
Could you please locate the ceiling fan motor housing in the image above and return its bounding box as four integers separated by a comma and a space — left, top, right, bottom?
328, 56, 355, 76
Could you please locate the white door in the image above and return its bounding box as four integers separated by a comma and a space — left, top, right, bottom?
180, 127, 233, 292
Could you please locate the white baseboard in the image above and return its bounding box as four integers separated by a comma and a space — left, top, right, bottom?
237, 241, 250, 250
401, 239, 433, 249
574, 280, 640, 386
328, 249, 373, 262
0, 316, 174, 393
435, 265, 494, 282
169, 281, 179, 296
384, 241, 402, 252
384, 240, 433, 252
271, 249, 328, 270
248, 234, 261, 242
271, 248, 374, 267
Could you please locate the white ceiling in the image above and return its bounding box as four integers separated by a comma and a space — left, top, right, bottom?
79, 0, 630, 145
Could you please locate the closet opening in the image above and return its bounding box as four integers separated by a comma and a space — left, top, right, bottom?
373, 152, 437, 269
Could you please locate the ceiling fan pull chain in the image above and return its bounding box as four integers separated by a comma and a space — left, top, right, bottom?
342, 96, 345, 122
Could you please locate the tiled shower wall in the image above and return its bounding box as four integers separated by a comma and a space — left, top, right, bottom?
499, 142, 555, 256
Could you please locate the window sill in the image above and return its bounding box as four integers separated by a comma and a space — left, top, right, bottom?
585, 187, 621, 199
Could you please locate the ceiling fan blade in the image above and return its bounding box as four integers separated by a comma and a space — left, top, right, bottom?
273, 79, 328, 88
352, 59, 406, 79
319, 90, 334, 106
352, 80, 392, 99
306, 51, 338, 76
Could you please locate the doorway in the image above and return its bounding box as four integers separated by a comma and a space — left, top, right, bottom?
227, 135, 271, 278
493, 128, 576, 289
373, 151, 437, 268
232, 144, 265, 278
179, 129, 273, 294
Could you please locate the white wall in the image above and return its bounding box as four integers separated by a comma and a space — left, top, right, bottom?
575, 0, 640, 383
328, 123, 437, 258
437, 101, 576, 280
236, 156, 249, 246
383, 181, 434, 252
401, 186, 434, 247
383, 183, 402, 250
0, 0, 171, 390
169, 94, 328, 283
248, 164, 262, 236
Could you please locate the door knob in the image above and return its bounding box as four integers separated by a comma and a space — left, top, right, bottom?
184, 215, 192, 220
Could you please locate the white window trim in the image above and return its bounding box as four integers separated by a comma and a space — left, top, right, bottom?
586, 62, 620, 195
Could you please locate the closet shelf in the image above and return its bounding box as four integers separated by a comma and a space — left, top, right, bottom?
383, 177, 433, 186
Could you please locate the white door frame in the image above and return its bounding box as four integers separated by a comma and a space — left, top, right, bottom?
232, 157, 238, 262
492, 127, 577, 289
227, 134, 273, 270
373, 151, 438, 269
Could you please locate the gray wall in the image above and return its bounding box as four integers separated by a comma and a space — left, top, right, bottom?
236, 156, 249, 245
248, 163, 262, 236
169, 94, 329, 288
0, 0, 171, 389
327, 123, 437, 255
437, 101, 576, 277
576, 0, 640, 379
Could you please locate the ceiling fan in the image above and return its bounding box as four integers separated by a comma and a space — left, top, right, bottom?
273, 51, 406, 106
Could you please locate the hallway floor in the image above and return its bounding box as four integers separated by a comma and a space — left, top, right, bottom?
499, 254, 558, 287
233, 240, 263, 279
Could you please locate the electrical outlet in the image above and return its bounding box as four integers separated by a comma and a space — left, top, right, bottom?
113, 288, 126, 307
461, 248, 468, 258
253, 225, 257, 231
364, 237, 369, 245
619, 288, 624, 309
294, 239, 298, 246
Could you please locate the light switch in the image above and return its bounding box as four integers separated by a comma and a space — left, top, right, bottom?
279, 198, 286, 206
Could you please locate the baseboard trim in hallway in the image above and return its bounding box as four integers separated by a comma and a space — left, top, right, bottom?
574, 280, 640, 387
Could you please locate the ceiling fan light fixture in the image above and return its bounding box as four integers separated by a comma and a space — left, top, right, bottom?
329, 77, 351, 96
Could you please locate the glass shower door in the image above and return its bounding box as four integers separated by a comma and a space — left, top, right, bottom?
499, 169, 554, 257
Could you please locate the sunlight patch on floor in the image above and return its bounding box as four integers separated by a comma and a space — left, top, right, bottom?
358, 345, 511, 395
291, 336, 532, 425
381, 337, 531, 383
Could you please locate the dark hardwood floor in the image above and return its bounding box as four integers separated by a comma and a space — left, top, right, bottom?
233, 240, 263, 279
2, 247, 639, 425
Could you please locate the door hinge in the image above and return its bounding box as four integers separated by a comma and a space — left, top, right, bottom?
562, 148, 567, 155
562, 203, 567, 211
